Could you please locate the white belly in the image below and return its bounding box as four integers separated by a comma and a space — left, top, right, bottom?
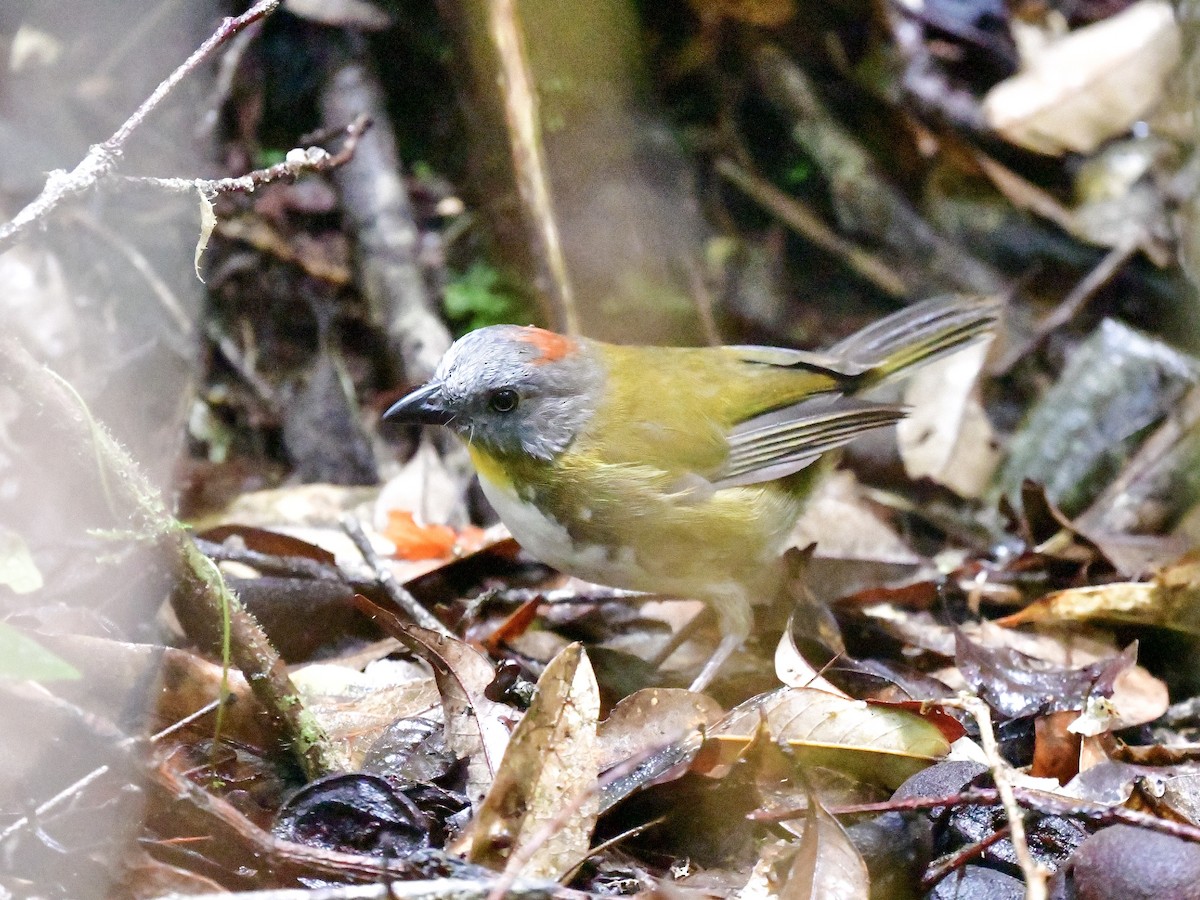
476, 472, 644, 588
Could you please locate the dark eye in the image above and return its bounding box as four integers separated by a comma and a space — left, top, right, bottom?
489, 388, 519, 413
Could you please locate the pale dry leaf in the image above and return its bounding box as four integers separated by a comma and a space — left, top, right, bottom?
790, 472, 920, 566
898, 342, 999, 498
459, 643, 600, 880
715, 687, 950, 789
10, 24, 62, 71
194, 189, 216, 281
774, 620, 848, 694
784, 799, 871, 900
284, 0, 393, 29
983, 0, 1182, 155
375, 436, 470, 531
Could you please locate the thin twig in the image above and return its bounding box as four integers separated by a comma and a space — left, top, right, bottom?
993, 237, 1139, 373
716, 158, 910, 298
686, 260, 723, 346
342, 515, 454, 638
120, 114, 372, 196
921, 824, 1013, 892
943, 696, 1048, 900
0, 764, 110, 844
766, 784, 1200, 847
0, 0, 282, 256
150, 698, 224, 744
70, 212, 195, 337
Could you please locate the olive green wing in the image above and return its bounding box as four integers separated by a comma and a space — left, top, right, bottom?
714, 396, 905, 489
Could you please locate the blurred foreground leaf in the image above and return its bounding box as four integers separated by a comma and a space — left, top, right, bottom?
0, 526, 42, 594
0, 622, 80, 682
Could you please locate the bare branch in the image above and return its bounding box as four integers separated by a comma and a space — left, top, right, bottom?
0, 0, 282, 256
121, 114, 372, 196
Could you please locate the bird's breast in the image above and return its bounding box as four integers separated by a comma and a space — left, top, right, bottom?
471, 456, 643, 586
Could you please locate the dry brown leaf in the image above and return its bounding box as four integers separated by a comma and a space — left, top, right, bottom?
351, 599, 515, 807
458, 643, 600, 880
999, 551, 1200, 636
982, 0, 1181, 155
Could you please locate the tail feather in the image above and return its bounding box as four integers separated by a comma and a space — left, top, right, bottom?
829, 295, 1001, 385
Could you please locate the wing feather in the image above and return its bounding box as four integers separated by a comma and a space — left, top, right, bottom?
714, 398, 905, 488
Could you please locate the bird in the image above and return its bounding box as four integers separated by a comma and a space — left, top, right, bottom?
385, 295, 999, 691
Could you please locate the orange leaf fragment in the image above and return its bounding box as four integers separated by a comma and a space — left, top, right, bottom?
383, 510, 458, 561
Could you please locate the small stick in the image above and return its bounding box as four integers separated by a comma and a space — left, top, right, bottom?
934, 696, 1047, 899
120, 114, 371, 196
342, 515, 454, 638
0, 764, 111, 845
716, 158, 910, 298
921, 824, 1013, 892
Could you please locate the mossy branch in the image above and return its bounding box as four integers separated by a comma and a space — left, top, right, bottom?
0, 336, 339, 780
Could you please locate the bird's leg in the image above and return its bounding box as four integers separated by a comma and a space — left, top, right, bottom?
688, 631, 743, 693
645, 605, 716, 672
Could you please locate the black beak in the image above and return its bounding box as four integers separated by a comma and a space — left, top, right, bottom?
383, 381, 454, 425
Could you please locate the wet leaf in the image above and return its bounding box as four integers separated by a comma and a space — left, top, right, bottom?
982, 0, 1182, 155
712, 687, 951, 789
955, 633, 1135, 719
273, 773, 429, 856
0, 623, 80, 682
459, 643, 600, 880
597, 688, 724, 771
352, 596, 513, 806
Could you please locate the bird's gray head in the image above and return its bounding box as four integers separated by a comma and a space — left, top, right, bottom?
384, 326, 604, 461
